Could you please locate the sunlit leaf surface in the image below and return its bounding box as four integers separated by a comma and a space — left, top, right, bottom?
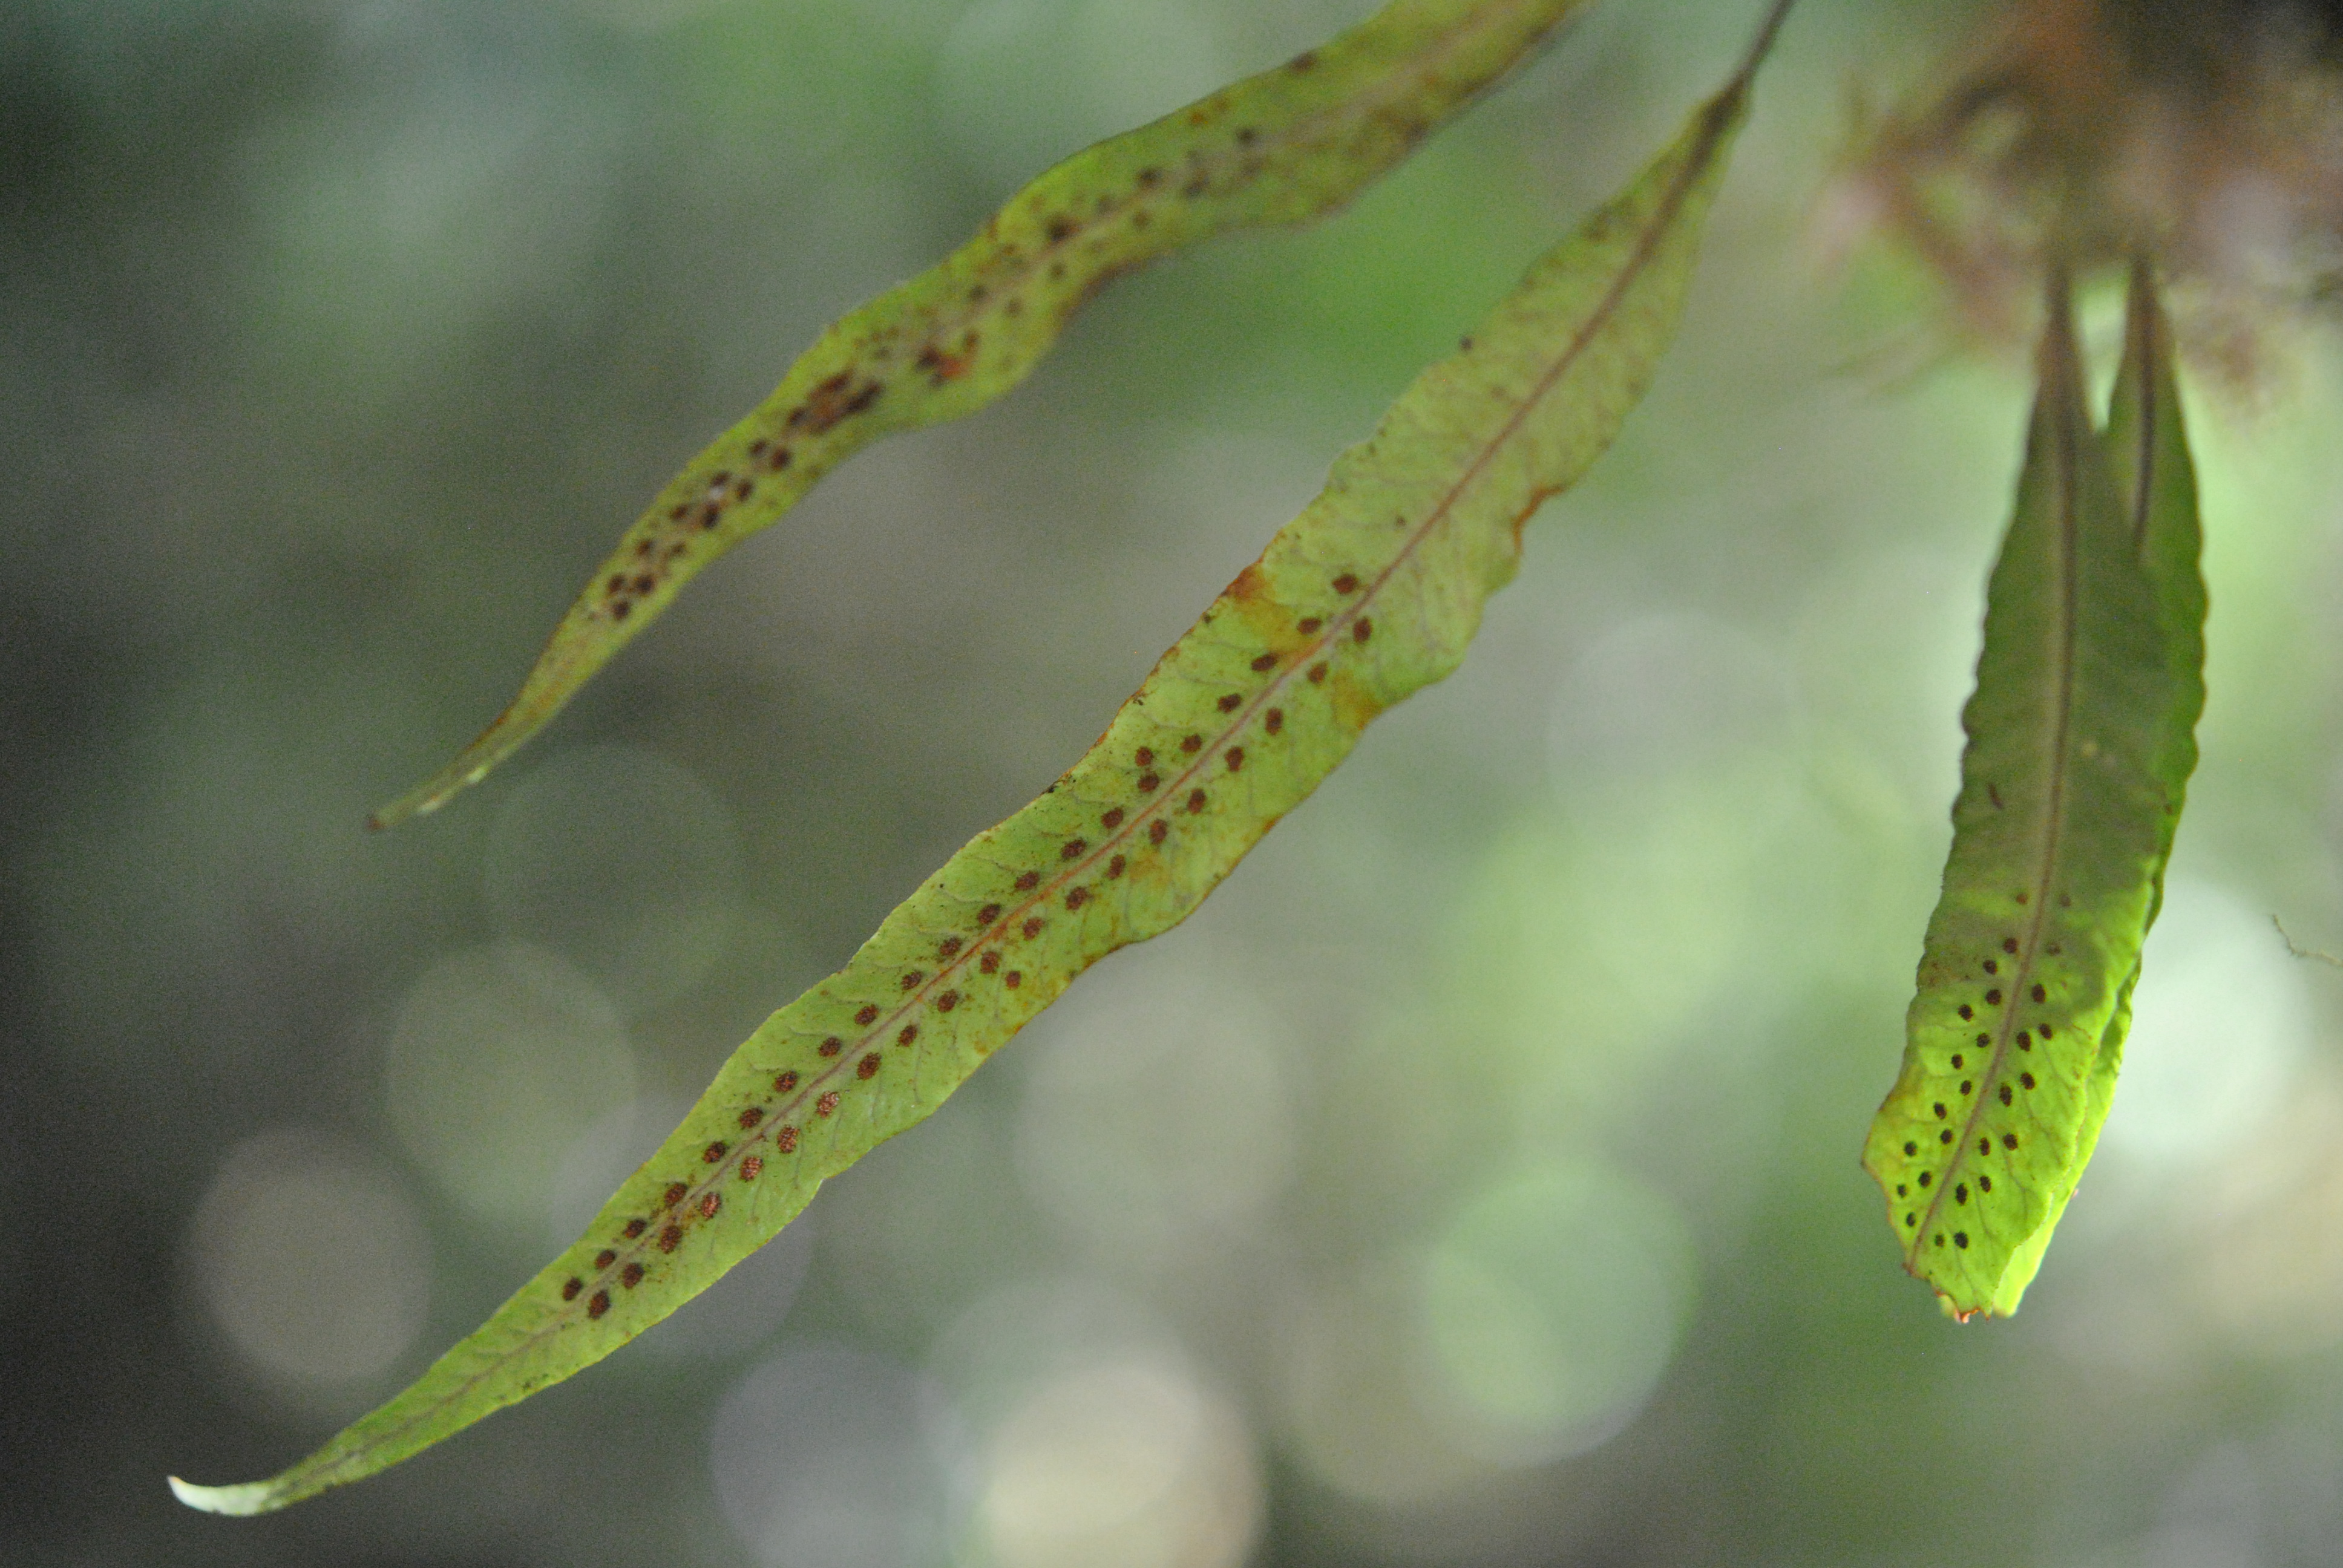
1863, 266, 2206, 1318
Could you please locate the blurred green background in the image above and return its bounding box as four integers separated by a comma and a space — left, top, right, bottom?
11, 0, 2343, 1563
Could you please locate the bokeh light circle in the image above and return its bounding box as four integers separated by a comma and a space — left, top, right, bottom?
482, 743, 745, 1014
1419, 1159, 1698, 1465
185, 1128, 432, 1395
710, 1342, 963, 1568
384, 943, 635, 1230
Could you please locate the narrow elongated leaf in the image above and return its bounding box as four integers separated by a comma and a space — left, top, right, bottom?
2105, 260, 2206, 811
2065, 260, 2208, 1252
174, 62, 1757, 1515
1863, 267, 2204, 1319
370, 0, 1596, 828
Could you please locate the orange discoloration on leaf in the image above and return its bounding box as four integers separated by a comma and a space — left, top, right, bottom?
1326, 665, 1388, 734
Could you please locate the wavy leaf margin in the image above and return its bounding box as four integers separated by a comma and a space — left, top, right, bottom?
370, 0, 1599, 828
172, 27, 1777, 1514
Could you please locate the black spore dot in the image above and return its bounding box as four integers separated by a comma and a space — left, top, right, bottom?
1918, 1172, 1932, 1187
1954, 1231, 1970, 1249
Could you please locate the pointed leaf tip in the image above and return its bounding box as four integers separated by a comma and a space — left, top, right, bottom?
169, 1475, 281, 1516
368, 766, 471, 829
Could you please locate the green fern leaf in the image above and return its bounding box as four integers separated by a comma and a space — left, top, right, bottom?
2063, 259, 2209, 1261
1863, 266, 2205, 1319
172, 58, 1756, 1514
370, 0, 1597, 828
2105, 260, 2206, 834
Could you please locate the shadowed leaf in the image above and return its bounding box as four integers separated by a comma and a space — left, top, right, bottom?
173, 51, 1761, 1514
370, 0, 1599, 828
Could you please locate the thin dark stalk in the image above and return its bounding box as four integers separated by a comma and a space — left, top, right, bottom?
1735, 0, 1800, 87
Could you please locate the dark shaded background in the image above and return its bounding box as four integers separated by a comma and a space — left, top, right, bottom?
10, 1, 2343, 1564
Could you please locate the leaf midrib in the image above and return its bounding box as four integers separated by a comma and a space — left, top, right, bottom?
2123, 298, 2160, 554
1912, 346, 2086, 1278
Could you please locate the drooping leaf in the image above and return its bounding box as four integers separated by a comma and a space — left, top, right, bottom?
2105, 259, 2206, 817
172, 54, 1761, 1515
369, 0, 1598, 828
1863, 264, 2205, 1319
2060, 258, 2209, 1260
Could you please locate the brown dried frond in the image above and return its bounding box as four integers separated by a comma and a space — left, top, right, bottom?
1830, 0, 2343, 381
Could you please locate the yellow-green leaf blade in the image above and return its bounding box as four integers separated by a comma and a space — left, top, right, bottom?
1863, 270, 2204, 1319
370, 0, 1596, 829
174, 70, 1753, 1515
